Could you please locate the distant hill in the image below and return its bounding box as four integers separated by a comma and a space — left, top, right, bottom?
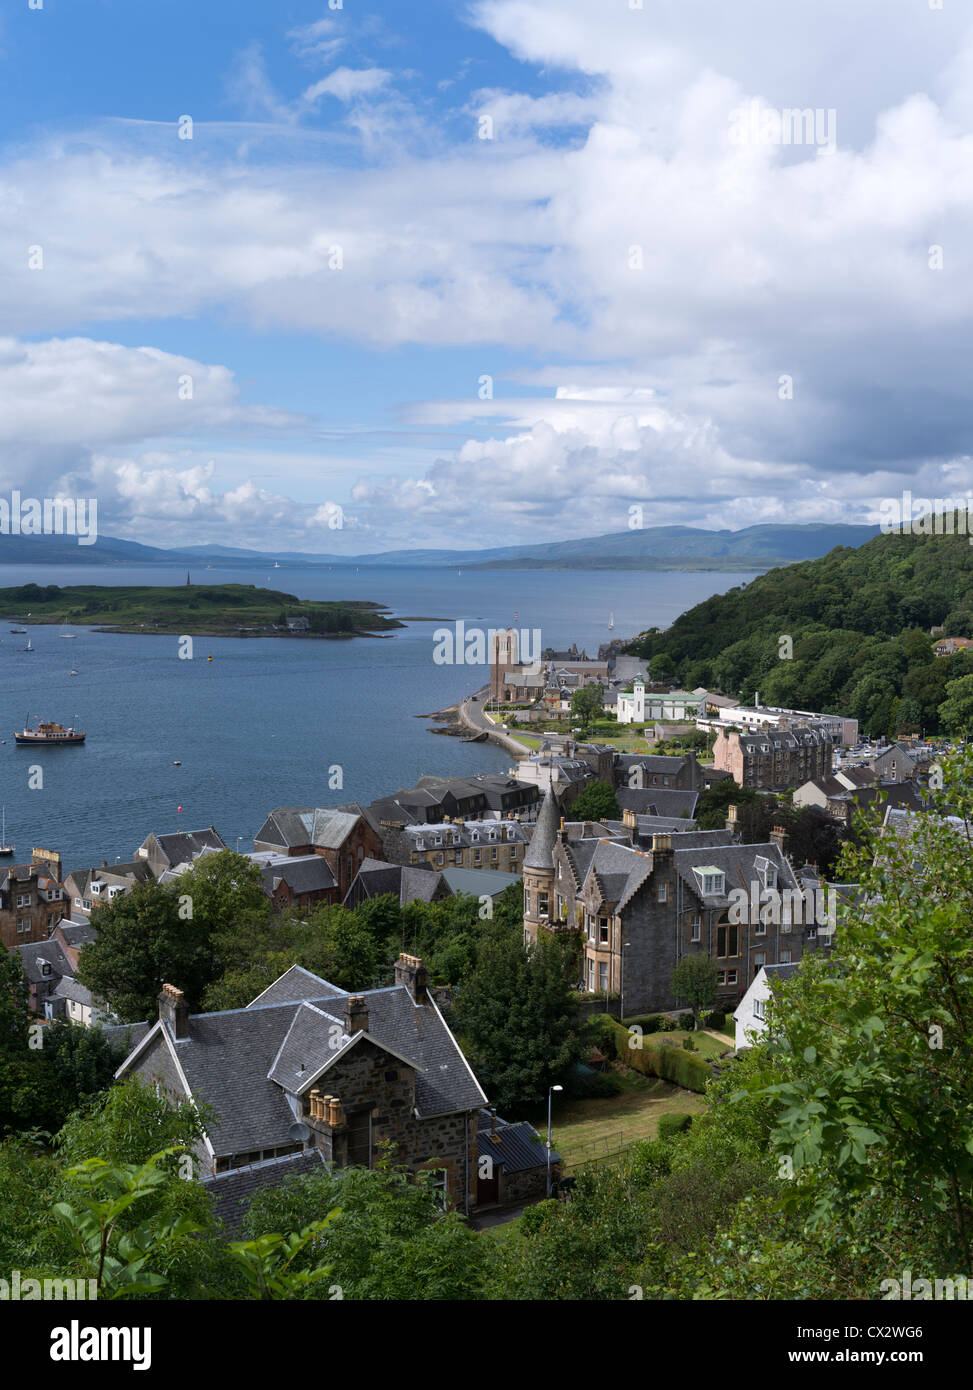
0, 522, 879, 571
624, 525, 973, 737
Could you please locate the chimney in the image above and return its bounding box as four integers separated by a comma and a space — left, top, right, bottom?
725, 804, 739, 834
770, 825, 788, 855
651, 833, 672, 857
158, 983, 190, 1040
344, 995, 369, 1035
394, 953, 428, 1005
558, 815, 568, 844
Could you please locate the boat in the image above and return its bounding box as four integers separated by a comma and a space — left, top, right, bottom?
14, 717, 86, 746
173, 760, 182, 766
17, 639, 34, 653
274, 561, 281, 569
207, 654, 214, 662
69, 669, 79, 677
0, 808, 14, 857
608, 612, 615, 630
10, 627, 26, 634
59, 633, 77, 639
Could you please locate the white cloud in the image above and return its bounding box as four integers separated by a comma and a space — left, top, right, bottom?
302, 67, 392, 107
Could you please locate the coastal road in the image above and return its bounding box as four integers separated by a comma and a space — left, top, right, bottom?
456, 685, 531, 756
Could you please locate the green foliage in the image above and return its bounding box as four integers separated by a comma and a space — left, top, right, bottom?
569, 684, 606, 730
657, 1113, 694, 1142
624, 527, 973, 733
569, 780, 622, 822
227, 1216, 339, 1300
609, 1019, 711, 1093
453, 922, 588, 1113
51, 1149, 203, 1298
670, 955, 719, 1027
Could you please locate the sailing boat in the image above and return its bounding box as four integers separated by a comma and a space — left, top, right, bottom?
274, 561, 281, 569
18, 638, 34, 653
0, 808, 14, 857
608, 612, 615, 631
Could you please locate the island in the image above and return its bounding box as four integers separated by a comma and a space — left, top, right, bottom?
0, 582, 405, 638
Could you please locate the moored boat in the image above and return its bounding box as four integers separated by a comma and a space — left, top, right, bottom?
14, 717, 86, 746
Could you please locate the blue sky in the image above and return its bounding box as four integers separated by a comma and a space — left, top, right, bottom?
3, 1, 973, 553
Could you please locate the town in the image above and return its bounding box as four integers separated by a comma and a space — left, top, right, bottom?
2, 628, 952, 1246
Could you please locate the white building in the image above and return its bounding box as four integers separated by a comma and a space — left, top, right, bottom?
615, 676, 705, 725
733, 962, 799, 1049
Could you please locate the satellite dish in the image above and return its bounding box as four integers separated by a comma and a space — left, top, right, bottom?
288, 1122, 312, 1144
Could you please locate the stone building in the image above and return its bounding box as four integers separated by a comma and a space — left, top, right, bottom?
523, 788, 825, 1014
109, 955, 488, 1218
713, 725, 833, 790
253, 806, 383, 900
135, 827, 228, 878
0, 849, 66, 949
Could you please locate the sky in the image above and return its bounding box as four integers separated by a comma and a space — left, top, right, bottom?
3, 0, 973, 554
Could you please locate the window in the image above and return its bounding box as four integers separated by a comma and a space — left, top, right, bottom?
753, 998, 765, 1020
599, 917, 609, 945
454, 850, 462, 864
716, 922, 738, 958
779, 948, 791, 964
436, 852, 444, 866
17, 894, 31, 908
725, 969, 738, 986
598, 962, 608, 992
754, 915, 766, 936
538, 891, 549, 918
752, 951, 766, 978
17, 917, 30, 934
509, 846, 517, 860
491, 846, 498, 860
357, 846, 363, 867
691, 914, 701, 942
473, 848, 481, 865
524, 889, 531, 915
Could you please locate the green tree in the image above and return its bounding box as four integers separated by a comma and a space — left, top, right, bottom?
570, 684, 605, 730
938, 673, 973, 733
670, 954, 719, 1028
453, 922, 586, 1113
570, 780, 621, 822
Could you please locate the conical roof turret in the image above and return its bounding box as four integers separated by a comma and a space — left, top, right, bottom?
524, 786, 560, 871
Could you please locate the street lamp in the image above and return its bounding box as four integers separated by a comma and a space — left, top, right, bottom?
620, 940, 631, 1020
546, 1084, 563, 1196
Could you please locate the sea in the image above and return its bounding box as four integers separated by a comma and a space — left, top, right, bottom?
0, 564, 760, 868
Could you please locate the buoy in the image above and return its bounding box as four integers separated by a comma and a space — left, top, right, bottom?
177, 805, 182, 812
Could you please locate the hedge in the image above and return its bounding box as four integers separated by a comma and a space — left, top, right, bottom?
658, 1112, 695, 1142
608, 1019, 711, 1094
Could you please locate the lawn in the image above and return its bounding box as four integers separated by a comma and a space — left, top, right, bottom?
634, 1029, 730, 1061
550, 1071, 708, 1167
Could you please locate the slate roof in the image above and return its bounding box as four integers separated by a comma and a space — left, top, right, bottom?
616, 787, 698, 819
56, 920, 97, 948
203, 1150, 328, 1235
672, 840, 800, 904
103, 1020, 152, 1053
154, 827, 227, 867
477, 1115, 558, 1172
52, 976, 95, 1008
763, 962, 800, 990
441, 866, 521, 897
255, 807, 361, 850
115, 965, 487, 1158
16, 939, 73, 985
524, 788, 560, 871
344, 859, 445, 906
564, 838, 654, 910
252, 852, 337, 897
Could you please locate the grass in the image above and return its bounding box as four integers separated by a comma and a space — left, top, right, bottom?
550, 1071, 708, 1167
635, 1029, 730, 1061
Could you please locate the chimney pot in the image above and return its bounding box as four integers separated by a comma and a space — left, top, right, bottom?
344, 995, 368, 1035
394, 952, 428, 1004
158, 983, 190, 1040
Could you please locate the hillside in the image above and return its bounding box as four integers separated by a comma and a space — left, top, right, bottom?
0, 583, 402, 637
0, 521, 878, 570
624, 526, 973, 737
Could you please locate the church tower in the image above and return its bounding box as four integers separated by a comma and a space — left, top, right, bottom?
490, 627, 519, 702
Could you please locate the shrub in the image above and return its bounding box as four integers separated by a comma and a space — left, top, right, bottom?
608, 1020, 711, 1094
657, 1112, 694, 1142
707, 1010, 726, 1030
682, 1012, 696, 1032
659, 1015, 678, 1032
622, 1014, 664, 1034
521, 1199, 559, 1237
585, 1014, 619, 1061
681, 1034, 696, 1052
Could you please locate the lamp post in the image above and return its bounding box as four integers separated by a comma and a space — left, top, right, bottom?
546, 1084, 563, 1196
620, 940, 631, 1020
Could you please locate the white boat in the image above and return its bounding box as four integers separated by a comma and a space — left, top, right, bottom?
70, 669, 79, 676
0, 807, 14, 857
274, 561, 280, 568
608, 612, 615, 630
59, 633, 77, 638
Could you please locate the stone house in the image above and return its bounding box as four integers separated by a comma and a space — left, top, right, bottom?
713, 725, 833, 790
134, 827, 228, 879
0, 850, 66, 949
253, 806, 383, 900
523, 789, 825, 1014
248, 851, 338, 911
393, 817, 528, 873
614, 752, 704, 793
868, 742, 931, 784
476, 1110, 560, 1208
64, 859, 155, 916
16, 918, 106, 1024
109, 954, 488, 1219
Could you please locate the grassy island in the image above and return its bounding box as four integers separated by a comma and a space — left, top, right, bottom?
0, 582, 404, 638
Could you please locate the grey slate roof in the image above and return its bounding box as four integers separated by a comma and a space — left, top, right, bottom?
440, 866, 521, 897
344, 859, 445, 906
203, 1150, 328, 1235
763, 962, 800, 990
255, 807, 360, 850
524, 787, 560, 871
103, 1020, 152, 1052
477, 1115, 558, 1172
253, 852, 337, 897
672, 840, 799, 903
16, 939, 73, 985
115, 965, 487, 1158
617, 788, 698, 819
56, 920, 97, 948
154, 827, 227, 867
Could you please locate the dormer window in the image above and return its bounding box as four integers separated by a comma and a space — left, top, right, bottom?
694, 866, 725, 897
